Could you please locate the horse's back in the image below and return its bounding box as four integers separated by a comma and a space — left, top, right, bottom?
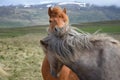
101, 43, 120, 80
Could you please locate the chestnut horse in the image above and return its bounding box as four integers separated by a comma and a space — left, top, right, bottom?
41, 6, 78, 80
41, 6, 120, 80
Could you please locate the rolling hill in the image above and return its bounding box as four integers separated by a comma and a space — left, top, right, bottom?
0, 1, 120, 28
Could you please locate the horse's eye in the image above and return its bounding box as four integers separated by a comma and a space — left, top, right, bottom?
49, 20, 52, 23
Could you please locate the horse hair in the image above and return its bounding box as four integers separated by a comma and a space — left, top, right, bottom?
41, 26, 120, 80
43, 26, 120, 61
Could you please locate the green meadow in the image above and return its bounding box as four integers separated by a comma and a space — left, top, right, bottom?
0, 20, 120, 80
72, 20, 120, 33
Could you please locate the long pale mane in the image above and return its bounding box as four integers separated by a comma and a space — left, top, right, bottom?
42, 27, 120, 62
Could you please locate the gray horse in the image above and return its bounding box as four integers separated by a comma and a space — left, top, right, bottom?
40, 26, 120, 80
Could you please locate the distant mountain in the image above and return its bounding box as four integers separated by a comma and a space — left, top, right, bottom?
0, 1, 120, 28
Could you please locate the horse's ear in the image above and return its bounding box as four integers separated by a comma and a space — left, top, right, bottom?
63, 8, 67, 14
48, 7, 52, 16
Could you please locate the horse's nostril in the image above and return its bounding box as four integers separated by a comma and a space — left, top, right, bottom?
54, 27, 58, 32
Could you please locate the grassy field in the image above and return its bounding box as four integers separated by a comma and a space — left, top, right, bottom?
0, 25, 47, 38
0, 33, 46, 80
0, 26, 48, 80
72, 20, 120, 33
0, 20, 120, 80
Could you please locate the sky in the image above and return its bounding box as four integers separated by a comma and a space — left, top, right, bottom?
0, 0, 120, 7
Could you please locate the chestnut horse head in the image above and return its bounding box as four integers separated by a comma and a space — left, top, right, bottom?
48, 6, 69, 37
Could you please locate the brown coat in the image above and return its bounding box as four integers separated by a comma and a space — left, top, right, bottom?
41, 56, 79, 80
